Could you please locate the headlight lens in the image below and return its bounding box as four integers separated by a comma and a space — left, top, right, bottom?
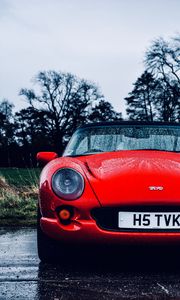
52, 168, 84, 200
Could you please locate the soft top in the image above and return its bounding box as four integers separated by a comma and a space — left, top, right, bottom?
78, 120, 180, 130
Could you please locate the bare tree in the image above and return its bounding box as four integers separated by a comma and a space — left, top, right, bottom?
125, 35, 180, 122
20, 71, 104, 153
145, 35, 180, 121
145, 36, 180, 84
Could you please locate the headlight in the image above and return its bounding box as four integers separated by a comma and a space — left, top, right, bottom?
52, 168, 84, 200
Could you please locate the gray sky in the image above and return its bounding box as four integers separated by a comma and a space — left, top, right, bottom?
0, 0, 180, 116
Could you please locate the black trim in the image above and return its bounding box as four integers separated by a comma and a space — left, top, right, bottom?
91, 206, 180, 233
78, 121, 180, 130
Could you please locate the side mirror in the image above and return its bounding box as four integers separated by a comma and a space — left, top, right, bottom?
36, 152, 58, 166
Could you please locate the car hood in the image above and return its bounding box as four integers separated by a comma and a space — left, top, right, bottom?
81, 151, 180, 207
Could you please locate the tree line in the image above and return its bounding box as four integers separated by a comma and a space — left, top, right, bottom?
0, 72, 121, 167
0, 34, 179, 167
125, 34, 180, 122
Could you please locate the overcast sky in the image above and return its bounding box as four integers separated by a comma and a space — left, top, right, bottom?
0, 0, 180, 116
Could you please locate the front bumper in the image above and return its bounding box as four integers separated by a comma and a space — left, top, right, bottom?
41, 217, 180, 245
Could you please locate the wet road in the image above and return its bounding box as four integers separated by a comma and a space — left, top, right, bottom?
1, 228, 180, 299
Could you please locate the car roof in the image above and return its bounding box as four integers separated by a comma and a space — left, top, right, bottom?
78, 120, 180, 130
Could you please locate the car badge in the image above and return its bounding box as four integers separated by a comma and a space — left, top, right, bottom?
149, 186, 164, 191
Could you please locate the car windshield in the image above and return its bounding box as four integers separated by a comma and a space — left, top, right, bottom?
63, 124, 180, 156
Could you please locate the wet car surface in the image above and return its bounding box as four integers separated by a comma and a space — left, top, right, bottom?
1, 228, 180, 299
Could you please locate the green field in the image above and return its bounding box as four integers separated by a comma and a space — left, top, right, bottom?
0, 168, 41, 226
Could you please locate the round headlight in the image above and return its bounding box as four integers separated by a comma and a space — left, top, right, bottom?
52, 168, 84, 200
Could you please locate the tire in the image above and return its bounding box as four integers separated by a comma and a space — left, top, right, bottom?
37, 206, 64, 263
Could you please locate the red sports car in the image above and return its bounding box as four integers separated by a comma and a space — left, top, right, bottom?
37, 121, 180, 262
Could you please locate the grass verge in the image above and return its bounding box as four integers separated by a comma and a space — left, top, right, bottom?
0, 168, 40, 226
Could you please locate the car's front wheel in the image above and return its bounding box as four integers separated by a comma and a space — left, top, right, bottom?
37, 207, 66, 263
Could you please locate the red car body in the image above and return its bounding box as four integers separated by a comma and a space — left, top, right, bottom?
37, 121, 180, 260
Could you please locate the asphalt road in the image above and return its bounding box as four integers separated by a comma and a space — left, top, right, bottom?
1, 228, 180, 300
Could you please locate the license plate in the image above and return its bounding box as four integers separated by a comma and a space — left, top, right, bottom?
118, 212, 180, 229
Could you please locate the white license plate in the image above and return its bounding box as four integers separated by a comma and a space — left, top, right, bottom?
118, 212, 180, 229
